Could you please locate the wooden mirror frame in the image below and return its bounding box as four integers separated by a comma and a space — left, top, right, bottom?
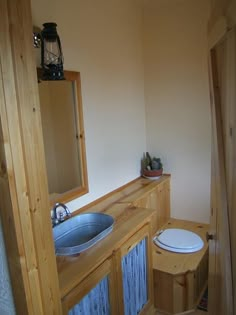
37, 69, 89, 205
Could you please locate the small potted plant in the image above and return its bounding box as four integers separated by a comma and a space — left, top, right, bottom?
141, 152, 163, 178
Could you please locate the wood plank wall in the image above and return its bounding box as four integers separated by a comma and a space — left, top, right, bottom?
0, 0, 62, 313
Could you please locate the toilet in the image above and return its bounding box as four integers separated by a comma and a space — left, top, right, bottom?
152, 219, 208, 314
153, 228, 204, 253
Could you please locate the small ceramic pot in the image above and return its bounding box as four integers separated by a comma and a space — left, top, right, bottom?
142, 168, 163, 177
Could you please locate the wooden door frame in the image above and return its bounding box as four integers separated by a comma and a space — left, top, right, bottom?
208, 28, 235, 314
0, 0, 62, 313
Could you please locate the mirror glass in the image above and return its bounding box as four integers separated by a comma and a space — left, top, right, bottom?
38, 70, 88, 205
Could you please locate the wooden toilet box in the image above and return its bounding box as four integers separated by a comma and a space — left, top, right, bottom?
152, 218, 209, 314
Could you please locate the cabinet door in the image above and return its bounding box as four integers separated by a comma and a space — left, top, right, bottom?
62, 258, 117, 315
116, 224, 153, 315
133, 179, 170, 234
133, 193, 159, 235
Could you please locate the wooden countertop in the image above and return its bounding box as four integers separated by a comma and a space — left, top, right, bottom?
56, 175, 170, 298
75, 175, 171, 215
56, 204, 156, 298
117, 175, 170, 203
152, 218, 209, 275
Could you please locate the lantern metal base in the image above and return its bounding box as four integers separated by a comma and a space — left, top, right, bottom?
41, 66, 65, 81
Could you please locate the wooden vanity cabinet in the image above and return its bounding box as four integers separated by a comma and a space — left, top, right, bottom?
58, 177, 171, 315
61, 223, 154, 315
61, 257, 117, 315
132, 179, 170, 234
115, 224, 154, 315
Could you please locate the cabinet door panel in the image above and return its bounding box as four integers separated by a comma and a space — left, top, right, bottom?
117, 224, 153, 315
132, 179, 170, 234
62, 258, 116, 315
122, 237, 148, 315
69, 276, 110, 315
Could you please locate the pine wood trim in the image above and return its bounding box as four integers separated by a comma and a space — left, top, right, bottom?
37, 69, 89, 206
0, 0, 62, 313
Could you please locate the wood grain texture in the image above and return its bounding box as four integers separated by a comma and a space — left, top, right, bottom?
62, 258, 114, 314
69, 276, 110, 315
152, 219, 209, 314
75, 175, 171, 217
133, 179, 170, 234
115, 224, 154, 315
60, 216, 154, 315
79, 174, 170, 236
38, 70, 89, 206
208, 45, 234, 315
214, 27, 236, 312
57, 206, 155, 299
0, 0, 62, 313
57, 176, 169, 308
152, 219, 209, 274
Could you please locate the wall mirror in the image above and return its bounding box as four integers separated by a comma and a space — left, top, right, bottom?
37, 69, 88, 205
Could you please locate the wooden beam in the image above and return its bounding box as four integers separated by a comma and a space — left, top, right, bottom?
0, 0, 62, 313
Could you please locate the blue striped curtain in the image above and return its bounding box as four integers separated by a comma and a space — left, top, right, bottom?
69, 276, 110, 315
121, 238, 148, 315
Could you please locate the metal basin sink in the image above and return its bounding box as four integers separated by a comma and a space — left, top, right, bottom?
53, 213, 114, 256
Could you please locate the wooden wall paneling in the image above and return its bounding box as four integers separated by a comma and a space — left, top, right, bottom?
0, 1, 42, 313
0, 0, 62, 314
0, 93, 29, 313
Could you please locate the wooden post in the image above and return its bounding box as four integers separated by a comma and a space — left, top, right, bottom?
0, 0, 62, 314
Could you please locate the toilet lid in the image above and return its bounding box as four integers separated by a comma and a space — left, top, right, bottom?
153, 228, 204, 253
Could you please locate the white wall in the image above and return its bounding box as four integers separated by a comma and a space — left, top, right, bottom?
144, 0, 211, 223
31, 0, 146, 211
31, 0, 212, 223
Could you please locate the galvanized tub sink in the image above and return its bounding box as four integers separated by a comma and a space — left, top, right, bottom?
53, 212, 114, 256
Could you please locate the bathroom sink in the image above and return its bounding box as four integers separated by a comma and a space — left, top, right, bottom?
53, 213, 114, 256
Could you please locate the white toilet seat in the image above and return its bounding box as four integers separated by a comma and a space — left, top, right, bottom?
153, 228, 204, 253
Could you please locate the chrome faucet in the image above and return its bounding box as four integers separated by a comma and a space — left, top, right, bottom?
52, 202, 71, 227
